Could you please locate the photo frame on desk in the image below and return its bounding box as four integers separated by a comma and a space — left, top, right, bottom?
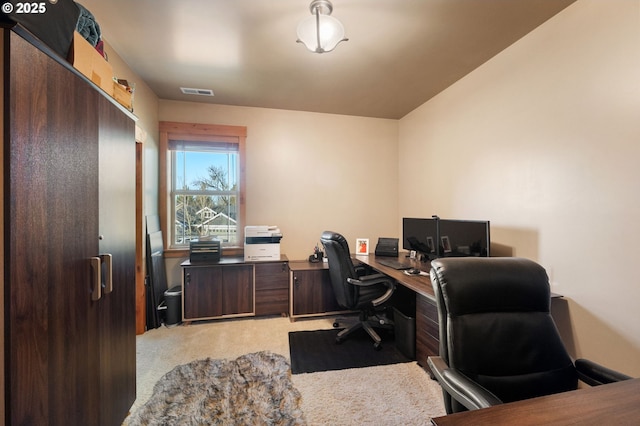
355, 238, 369, 255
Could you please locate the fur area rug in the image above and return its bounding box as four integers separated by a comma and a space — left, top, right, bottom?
124, 351, 306, 426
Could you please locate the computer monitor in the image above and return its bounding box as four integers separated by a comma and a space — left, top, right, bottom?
402, 218, 438, 255
438, 219, 490, 257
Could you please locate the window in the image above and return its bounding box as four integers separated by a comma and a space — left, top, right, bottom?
160, 122, 246, 254
171, 142, 238, 245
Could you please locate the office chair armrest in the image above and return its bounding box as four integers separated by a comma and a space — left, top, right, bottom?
575, 359, 633, 386
347, 274, 395, 306
427, 356, 503, 411
353, 263, 369, 277
347, 273, 389, 286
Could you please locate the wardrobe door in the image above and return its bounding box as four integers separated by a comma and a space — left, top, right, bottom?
97, 97, 136, 425
6, 31, 100, 425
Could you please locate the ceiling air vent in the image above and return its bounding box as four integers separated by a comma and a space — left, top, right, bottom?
180, 87, 215, 96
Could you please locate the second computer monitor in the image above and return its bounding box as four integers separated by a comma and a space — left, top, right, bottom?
402, 217, 490, 258
438, 219, 490, 257
402, 217, 438, 255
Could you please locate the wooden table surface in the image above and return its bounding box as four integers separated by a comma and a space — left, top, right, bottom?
430, 378, 640, 425
354, 254, 435, 300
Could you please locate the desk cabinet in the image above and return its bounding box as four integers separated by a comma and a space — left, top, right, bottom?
181, 257, 288, 321
183, 264, 254, 319
289, 261, 344, 320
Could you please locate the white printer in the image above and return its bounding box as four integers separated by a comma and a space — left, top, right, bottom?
244, 225, 283, 261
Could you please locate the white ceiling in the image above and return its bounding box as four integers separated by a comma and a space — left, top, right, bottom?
79, 0, 576, 119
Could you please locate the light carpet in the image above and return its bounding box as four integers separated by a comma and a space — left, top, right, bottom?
126, 316, 445, 425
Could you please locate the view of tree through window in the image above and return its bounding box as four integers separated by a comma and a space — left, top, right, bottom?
172, 149, 239, 246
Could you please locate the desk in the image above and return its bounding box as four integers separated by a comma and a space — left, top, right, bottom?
355, 254, 438, 370
354, 255, 564, 371
430, 378, 640, 425
355, 254, 434, 299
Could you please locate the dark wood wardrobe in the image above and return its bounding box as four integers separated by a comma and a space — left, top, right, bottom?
1, 25, 136, 425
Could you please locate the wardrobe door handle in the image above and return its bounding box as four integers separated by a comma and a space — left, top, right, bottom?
101, 253, 113, 294
90, 257, 102, 301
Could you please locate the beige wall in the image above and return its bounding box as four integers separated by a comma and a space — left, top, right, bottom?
93, 0, 639, 374
159, 101, 399, 257
399, 0, 640, 375
102, 40, 160, 218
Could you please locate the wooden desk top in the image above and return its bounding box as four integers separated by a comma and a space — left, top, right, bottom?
354, 254, 562, 301
288, 260, 329, 271
354, 254, 435, 301
430, 378, 640, 425
181, 255, 288, 267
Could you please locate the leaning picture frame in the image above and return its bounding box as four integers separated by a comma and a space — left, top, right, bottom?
426, 236, 435, 253
355, 238, 369, 255
441, 236, 452, 253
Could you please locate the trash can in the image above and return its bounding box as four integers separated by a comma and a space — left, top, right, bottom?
163, 285, 182, 327
393, 306, 416, 360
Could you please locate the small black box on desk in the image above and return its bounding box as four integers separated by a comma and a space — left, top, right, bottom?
190, 239, 221, 263
375, 237, 399, 257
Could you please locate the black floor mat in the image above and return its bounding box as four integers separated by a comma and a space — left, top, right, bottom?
288, 328, 412, 374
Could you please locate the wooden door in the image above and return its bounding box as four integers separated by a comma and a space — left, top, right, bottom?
183, 266, 223, 319
222, 265, 254, 315
6, 31, 100, 425
5, 29, 136, 425
292, 269, 341, 316
97, 96, 136, 425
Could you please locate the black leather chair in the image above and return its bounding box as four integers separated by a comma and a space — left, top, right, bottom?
427, 257, 632, 414
320, 231, 396, 349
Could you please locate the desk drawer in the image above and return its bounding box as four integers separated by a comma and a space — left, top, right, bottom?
419, 296, 438, 322
416, 295, 439, 368
255, 262, 289, 316
255, 262, 289, 291
255, 288, 288, 316
416, 329, 439, 357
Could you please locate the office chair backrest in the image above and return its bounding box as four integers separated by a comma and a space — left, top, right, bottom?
320, 231, 359, 309
430, 257, 577, 405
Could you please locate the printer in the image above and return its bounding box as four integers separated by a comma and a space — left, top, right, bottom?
244, 225, 283, 261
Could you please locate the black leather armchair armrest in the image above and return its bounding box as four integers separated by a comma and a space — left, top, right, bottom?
350, 273, 388, 284
353, 263, 370, 277
347, 274, 395, 306
575, 359, 633, 386
427, 356, 503, 411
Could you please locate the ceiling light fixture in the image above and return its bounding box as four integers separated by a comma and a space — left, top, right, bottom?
296, 0, 348, 54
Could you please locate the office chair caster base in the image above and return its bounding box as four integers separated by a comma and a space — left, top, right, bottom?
373, 342, 382, 351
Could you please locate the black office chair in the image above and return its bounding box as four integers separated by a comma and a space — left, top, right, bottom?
427, 257, 633, 414
320, 231, 396, 349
